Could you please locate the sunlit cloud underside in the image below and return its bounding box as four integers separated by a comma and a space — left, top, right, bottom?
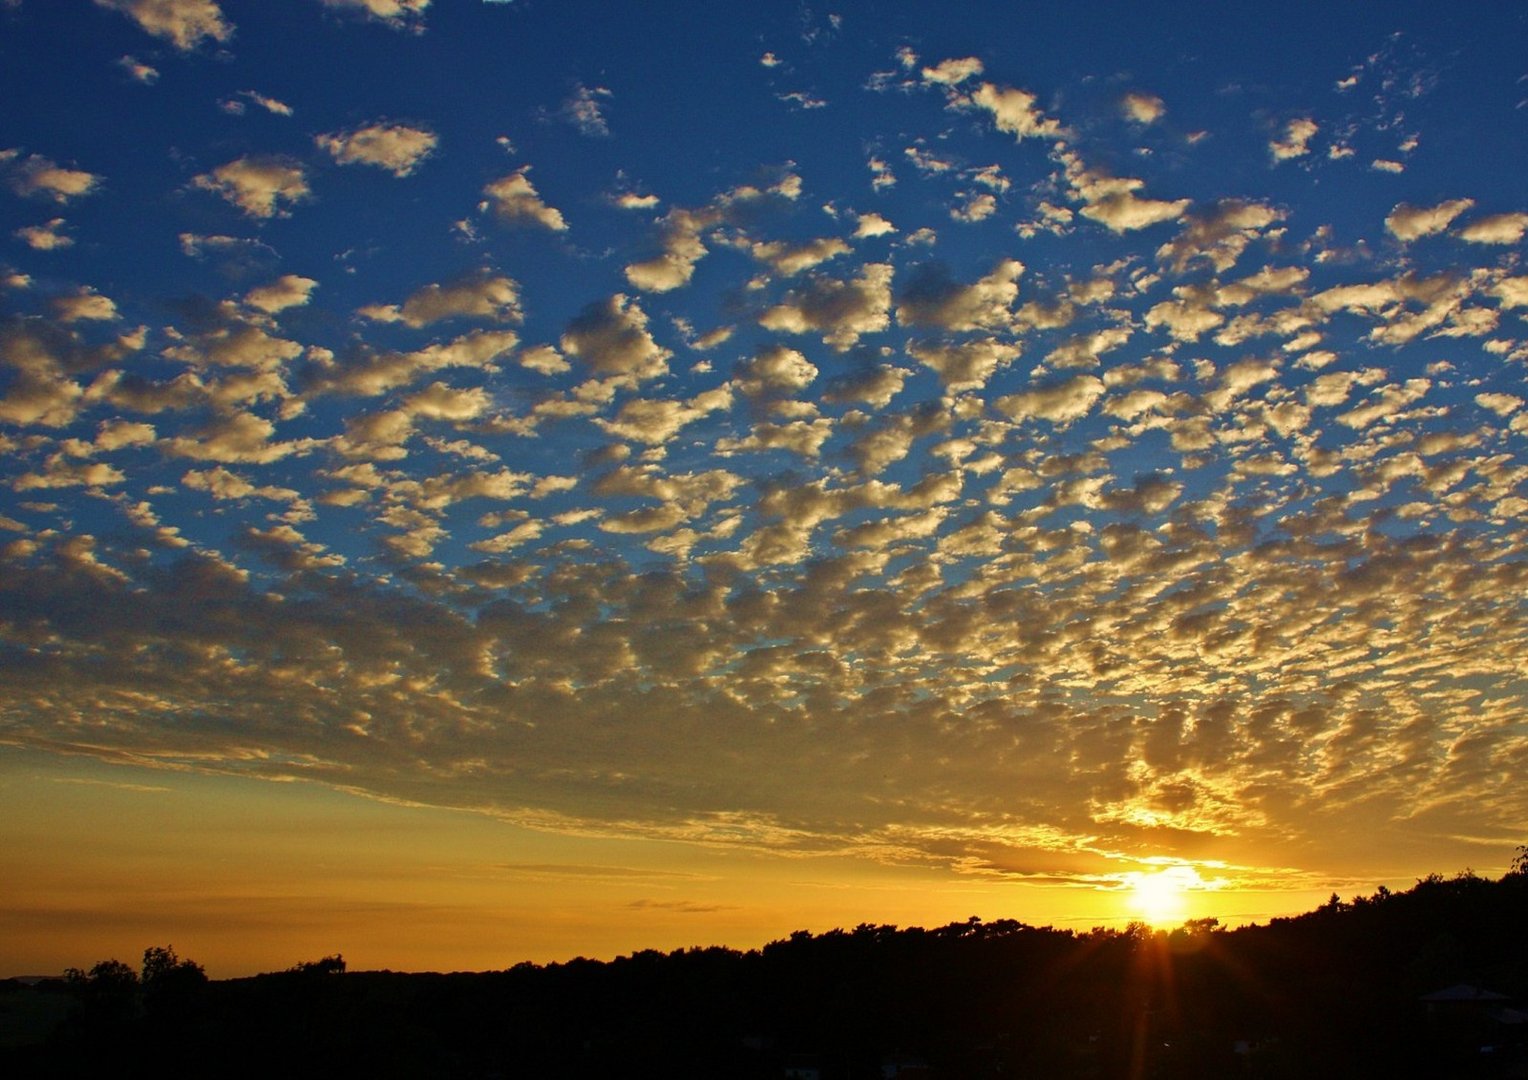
1, 1, 1526, 906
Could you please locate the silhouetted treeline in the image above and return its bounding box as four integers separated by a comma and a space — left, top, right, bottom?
5, 860, 1526, 1078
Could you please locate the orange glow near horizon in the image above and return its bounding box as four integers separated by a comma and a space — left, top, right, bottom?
2, 748, 1373, 978
1, 0, 1526, 1000
2, 1, 1526, 995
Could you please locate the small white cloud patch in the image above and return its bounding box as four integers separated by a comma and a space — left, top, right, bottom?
316, 122, 438, 177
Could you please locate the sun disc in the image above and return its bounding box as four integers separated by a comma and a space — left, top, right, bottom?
1128, 866, 1195, 926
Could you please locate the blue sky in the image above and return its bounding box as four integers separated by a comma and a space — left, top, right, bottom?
2, 0, 1526, 974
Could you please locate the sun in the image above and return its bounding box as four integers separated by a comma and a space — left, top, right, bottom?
1127, 865, 1200, 926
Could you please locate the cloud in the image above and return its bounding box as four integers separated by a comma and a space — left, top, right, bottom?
921, 57, 984, 86
1099, 474, 1182, 516
624, 172, 803, 293
996, 373, 1105, 425
751, 236, 851, 276
776, 90, 827, 111
1045, 325, 1132, 370
54, 288, 119, 323
222, 89, 294, 116
1336, 377, 1431, 429
1121, 92, 1165, 124
593, 466, 743, 526
560, 294, 670, 381
358, 273, 522, 328
401, 381, 491, 422
192, 157, 310, 218
115, 55, 160, 84
1201, 355, 1279, 412
903, 149, 950, 182
895, 259, 1023, 331
159, 303, 303, 376
481, 167, 567, 231
845, 407, 949, 476
1457, 212, 1528, 245
516, 344, 569, 375
1144, 294, 1223, 342
174, 232, 281, 282
1474, 392, 1522, 417
907, 338, 1019, 391
758, 262, 893, 350
1015, 201, 1073, 239
300, 328, 518, 400
1305, 271, 1476, 347
1080, 189, 1188, 233
611, 191, 660, 210
823, 365, 906, 408
1102, 387, 1170, 420
243, 275, 318, 314
560, 83, 612, 137
624, 210, 709, 292
94, 0, 232, 51
96, 419, 157, 451
964, 83, 1066, 141
714, 417, 833, 462
735, 345, 817, 396
853, 212, 896, 238
6, 9, 1528, 919
626, 899, 734, 913
317, 0, 429, 30
1157, 200, 1282, 273
596, 386, 734, 446
181, 465, 299, 502
316, 122, 438, 177
1062, 152, 1188, 234
1269, 117, 1317, 161
1493, 276, 1528, 309
951, 192, 997, 223
0, 317, 142, 428
0, 369, 83, 428
14, 218, 72, 250
1385, 199, 1474, 242
13, 458, 126, 491
162, 410, 315, 464
2, 150, 101, 203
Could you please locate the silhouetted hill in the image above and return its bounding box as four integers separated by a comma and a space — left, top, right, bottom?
6, 864, 1526, 1078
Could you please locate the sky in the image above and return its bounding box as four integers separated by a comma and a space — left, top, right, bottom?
1, 0, 1526, 978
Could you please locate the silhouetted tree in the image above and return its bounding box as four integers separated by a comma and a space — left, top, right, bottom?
72, 958, 137, 988
60, 957, 142, 1042
288, 954, 346, 976
140, 944, 206, 1015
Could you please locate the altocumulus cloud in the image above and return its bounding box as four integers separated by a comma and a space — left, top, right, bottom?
1, 5, 1526, 898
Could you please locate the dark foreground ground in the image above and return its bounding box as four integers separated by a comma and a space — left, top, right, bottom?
4, 866, 1526, 1078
